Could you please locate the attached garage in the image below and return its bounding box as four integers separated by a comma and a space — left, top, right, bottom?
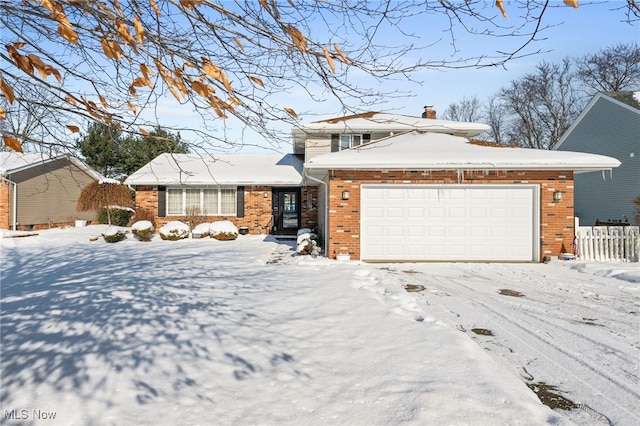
304, 131, 621, 262
361, 184, 539, 262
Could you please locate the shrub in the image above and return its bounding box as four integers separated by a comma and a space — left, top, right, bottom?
210, 220, 238, 241
296, 229, 321, 256
102, 227, 127, 243
192, 222, 212, 238
212, 232, 238, 241
185, 206, 208, 230
131, 220, 155, 242
159, 221, 190, 240
99, 208, 134, 227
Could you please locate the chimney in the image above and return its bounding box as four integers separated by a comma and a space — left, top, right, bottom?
422, 105, 436, 119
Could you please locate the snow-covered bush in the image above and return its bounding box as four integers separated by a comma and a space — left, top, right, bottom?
159, 221, 190, 241
297, 228, 321, 256
102, 226, 127, 243
131, 220, 155, 241
192, 222, 212, 238
210, 220, 238, 241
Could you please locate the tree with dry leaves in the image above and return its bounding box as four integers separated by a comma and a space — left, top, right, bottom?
76, 181, 133, 226
1, 0, 638, 152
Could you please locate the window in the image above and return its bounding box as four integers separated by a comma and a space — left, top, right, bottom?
167, 187, 236, 215
332, 134, 371, 151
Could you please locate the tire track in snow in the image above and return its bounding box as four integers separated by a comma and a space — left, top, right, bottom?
379, 266, 640, 426
469, 297, 640, 424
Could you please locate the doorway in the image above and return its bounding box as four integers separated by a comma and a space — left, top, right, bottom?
272, 188, 301, 234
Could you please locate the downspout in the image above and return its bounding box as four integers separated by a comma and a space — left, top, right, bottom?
1, 176, 17, 231
304, 171, 328, 257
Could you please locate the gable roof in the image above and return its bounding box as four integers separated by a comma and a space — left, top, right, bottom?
554, 91, 640, 151
0, 152, 103, 180
293, 112, 490, 137
304, 131, 621, 174
124, 153, 304, 186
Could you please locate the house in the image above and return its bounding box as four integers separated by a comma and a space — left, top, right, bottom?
292, 107, 489, 162
0, 152, 103, 230
124, 153, 317, 235
125, 110, 620, 262
553, 91, 640, 226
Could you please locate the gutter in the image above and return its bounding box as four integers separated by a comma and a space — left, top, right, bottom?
303, 171, 328, 257
1, 176, 17, 231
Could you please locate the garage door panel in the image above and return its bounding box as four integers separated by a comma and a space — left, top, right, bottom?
361, 185, 537, 261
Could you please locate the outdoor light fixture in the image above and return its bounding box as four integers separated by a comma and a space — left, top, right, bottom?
264, 192, 269, 198
553, 191, 563, 202
342, 190, 350, 200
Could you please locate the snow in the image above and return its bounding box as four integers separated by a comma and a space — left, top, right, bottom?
293, 112, 491, 137
0, 152, 104, 180
101, 226, 127, 237
1, 226, 638, 425
124, 153, 303, 186
158, 221, 190, 240
209, 220, 238, 236
131, 220, 154, 231
305, 131, 621, 174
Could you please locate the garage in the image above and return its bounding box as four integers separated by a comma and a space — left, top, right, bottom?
361, 184, 539, 262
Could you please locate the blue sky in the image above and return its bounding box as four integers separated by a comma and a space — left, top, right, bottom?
138, 1, 639, 152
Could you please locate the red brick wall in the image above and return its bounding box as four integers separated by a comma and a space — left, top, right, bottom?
0, 180, 9, 230
134, 185, 317, 234
327, 170, 575, 262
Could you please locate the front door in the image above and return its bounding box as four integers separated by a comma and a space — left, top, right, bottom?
272, 188, 301, 234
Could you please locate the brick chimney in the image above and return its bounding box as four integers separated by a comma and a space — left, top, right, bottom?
421, 105, 436, 119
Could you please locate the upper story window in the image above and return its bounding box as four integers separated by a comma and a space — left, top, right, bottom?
331, 134, 371, 151
167, 187, 236, 215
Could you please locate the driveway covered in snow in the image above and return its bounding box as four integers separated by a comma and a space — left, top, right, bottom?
1, 226, 638, 425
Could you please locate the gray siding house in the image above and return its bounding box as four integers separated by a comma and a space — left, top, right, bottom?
554, 92, 640, 226
0, 153, 103, 230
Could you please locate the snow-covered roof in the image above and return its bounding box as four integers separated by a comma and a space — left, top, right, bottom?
0, 152, 103, 180
293, 112, 491, 138
124, 153, 304, 186
304, 131, 621, 174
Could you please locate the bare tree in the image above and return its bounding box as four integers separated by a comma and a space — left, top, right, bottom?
575, 43, 640, 94
441, 96, 482, 122
499, 59, 581, 149
1, 1, 638, 152
484, 95, 509, 145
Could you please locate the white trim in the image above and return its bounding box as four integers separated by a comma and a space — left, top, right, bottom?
166, 186, 237, 216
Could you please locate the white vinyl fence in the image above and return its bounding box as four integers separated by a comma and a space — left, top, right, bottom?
574, 226, 640, 262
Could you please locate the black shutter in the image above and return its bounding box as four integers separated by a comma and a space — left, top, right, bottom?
236, 186, 245, 217
158, 186, 166, 217
331, 134, 339, 152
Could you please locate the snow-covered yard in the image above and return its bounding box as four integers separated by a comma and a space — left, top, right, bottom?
1, 226, 638, 425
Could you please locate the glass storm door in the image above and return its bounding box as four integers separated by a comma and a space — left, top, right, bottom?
272, 188, 300, 234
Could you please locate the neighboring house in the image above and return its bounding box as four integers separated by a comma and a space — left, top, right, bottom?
0, 152, 103, 230
125, 153, 317, 235
126, 110, 620, 262
554, 91, 640, 226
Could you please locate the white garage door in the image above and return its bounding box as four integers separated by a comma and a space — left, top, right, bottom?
361, 185, 538, 262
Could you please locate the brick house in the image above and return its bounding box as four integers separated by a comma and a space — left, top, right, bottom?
304, 131, 619, 262
0, 152, 102, 230
125, 153, 318, 235
125, 110, 620, 262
